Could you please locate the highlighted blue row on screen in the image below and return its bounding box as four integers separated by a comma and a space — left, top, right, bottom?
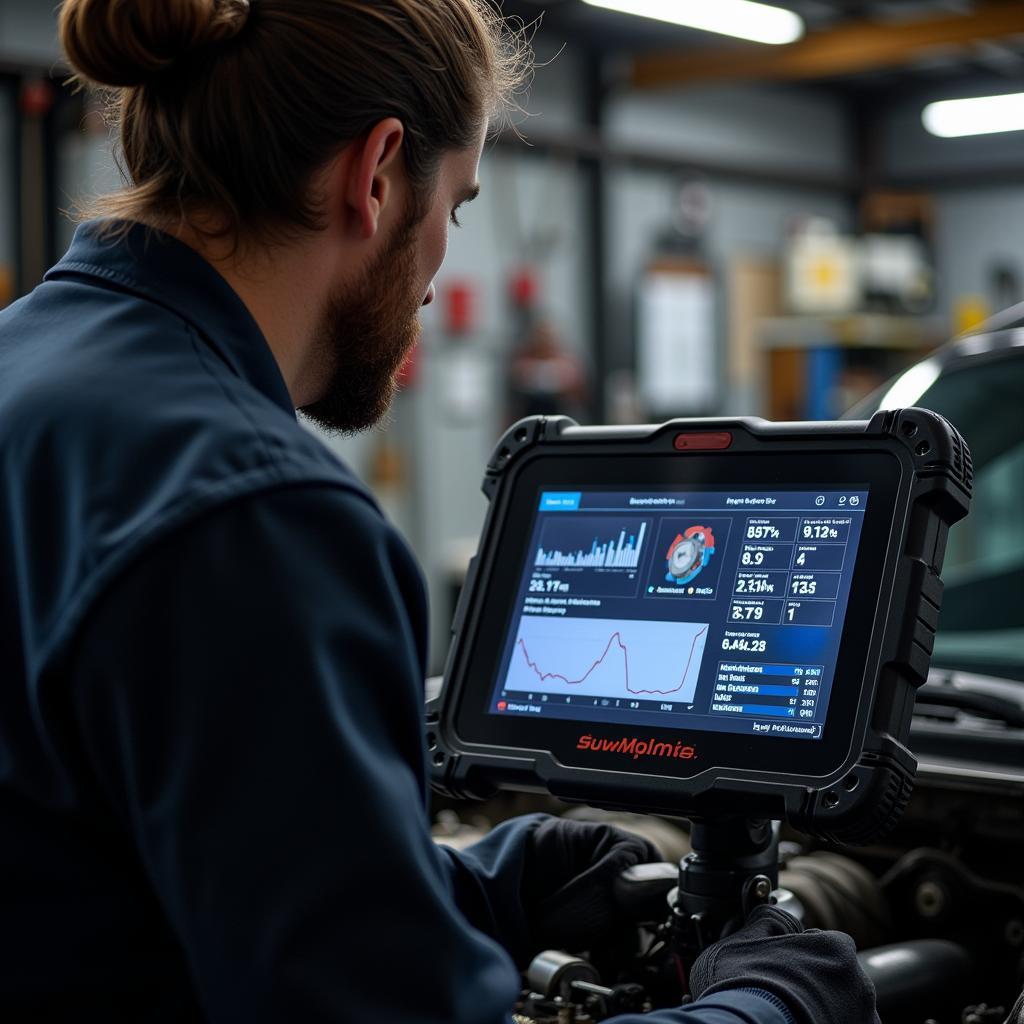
742, 705, 799, 717
727, 684, 800, 697
720, 663, 822, 678
539, 492, 582, 511
712, 704, 799, 718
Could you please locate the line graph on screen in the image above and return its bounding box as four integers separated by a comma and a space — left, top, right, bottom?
505, 616, 709, 700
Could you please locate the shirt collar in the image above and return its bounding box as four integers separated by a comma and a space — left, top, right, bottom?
45, 220, 295, 415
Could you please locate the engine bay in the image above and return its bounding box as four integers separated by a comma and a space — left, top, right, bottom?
433, 740, 1024, 1024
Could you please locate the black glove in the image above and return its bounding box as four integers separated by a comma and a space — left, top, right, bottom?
690, 904, 880, 1024
521, 816, 658, 953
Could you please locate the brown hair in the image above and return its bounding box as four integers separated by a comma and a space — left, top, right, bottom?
59, 0, 530, 243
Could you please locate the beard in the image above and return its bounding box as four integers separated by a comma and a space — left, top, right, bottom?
299, 208, 424, 435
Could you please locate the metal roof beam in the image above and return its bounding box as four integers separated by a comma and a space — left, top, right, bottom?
632, 3, 1024, 88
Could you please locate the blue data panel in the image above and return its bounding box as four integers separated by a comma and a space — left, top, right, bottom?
711, 662, 824, 724
491, 487, 867, 741
793, 543, 846, 571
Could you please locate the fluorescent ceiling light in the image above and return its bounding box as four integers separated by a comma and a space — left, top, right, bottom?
923, 92, 1024, 138
582, 0, 804, 45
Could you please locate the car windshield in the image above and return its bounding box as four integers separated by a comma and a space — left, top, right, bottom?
859, 350, 1024, 682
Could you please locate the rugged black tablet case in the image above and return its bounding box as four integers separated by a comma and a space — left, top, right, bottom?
426, 409, 972, 845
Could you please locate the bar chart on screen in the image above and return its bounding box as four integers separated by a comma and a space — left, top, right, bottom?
534, 517, 650, 572
529, 516, 654, 599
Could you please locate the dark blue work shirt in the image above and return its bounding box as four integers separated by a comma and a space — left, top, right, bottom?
0, 222, 788, 1024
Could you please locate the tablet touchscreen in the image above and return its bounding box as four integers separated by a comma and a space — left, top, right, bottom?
488, 486, 869, 742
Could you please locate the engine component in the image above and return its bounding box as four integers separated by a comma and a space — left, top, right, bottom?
523, 951, 649, 1022
780, 851, 891, 949
858, 940, 974, 1023
883, 849, 1024, 1004
527, 951, 602, 1001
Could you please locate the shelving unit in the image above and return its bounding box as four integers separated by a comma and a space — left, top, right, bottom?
758, 314, 946, 420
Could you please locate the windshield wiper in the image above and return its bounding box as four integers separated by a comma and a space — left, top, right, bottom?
915, 682, 1024, 729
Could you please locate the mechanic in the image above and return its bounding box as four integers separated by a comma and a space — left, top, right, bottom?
0, 2, 878, 1022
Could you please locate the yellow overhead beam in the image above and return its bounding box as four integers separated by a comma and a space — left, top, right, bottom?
632, 3, 1024, 88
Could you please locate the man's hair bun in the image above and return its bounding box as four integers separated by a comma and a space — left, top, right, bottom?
59, 0, 251, 87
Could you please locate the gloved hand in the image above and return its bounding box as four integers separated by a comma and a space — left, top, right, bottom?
521, 815, 658, 953
690, 904, 881, 1024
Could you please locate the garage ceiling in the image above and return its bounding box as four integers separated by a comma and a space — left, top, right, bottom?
501, 0, 1024, 88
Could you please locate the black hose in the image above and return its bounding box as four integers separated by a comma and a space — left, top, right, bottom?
858, 940, 975, 1024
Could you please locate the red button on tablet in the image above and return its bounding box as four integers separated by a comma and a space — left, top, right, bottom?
674, 431, 733, 451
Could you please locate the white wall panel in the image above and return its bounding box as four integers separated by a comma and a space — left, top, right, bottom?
933, 185, 1024, 323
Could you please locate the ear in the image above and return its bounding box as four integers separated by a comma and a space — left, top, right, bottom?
339, 117, 406, 242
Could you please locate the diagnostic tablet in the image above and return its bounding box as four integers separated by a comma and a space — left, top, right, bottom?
427, 411, 971, 843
